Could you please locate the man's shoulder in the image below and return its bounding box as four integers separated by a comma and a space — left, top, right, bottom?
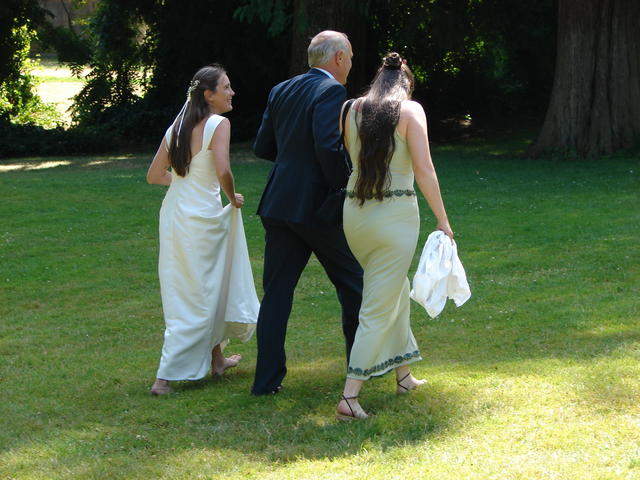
269, 72, 309, 96
309, 69, 344, 89
296, 69, 345, 87
275, 70, 313, 86
272, 70, 343, 101
304, 71, 345, 99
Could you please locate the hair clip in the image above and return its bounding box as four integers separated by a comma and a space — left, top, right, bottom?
383, 54, 403, 70
186, 79, 200, 101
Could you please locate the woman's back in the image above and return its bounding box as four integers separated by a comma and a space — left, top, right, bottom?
342, 98, 421, 383
166, 115, 225, 189
344, 100, 415, 195
337, 53, 452, 420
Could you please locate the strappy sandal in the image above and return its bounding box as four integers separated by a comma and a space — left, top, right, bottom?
336, 394, 368, 421
396, 372, 427, 394
396, 372, 413, 394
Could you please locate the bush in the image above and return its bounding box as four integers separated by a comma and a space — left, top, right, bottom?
0, 121, 112, 158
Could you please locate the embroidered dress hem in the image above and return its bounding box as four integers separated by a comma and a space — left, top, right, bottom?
347, 351, 422, 381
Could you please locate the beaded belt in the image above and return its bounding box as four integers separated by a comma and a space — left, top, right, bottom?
345, 189, 416, 199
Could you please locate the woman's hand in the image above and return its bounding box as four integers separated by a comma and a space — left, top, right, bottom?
231, 193, 244, 208
437, 220, 454, 240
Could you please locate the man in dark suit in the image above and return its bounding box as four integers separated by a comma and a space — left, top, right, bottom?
251, 31, 363, 395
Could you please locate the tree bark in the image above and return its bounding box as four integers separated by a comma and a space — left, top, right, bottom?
529, 0, 640, 158
288, 0, 369, 95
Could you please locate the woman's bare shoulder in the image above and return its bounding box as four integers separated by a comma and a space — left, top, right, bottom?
399, 101, 426, 133
400, 99, 425, 118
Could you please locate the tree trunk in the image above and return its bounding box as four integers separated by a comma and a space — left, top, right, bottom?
529, 0, 640, 158
288, 0, 369, 95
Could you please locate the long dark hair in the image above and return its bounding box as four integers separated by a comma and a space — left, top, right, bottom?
354, 53, 414, 205
168, 64, 226, 176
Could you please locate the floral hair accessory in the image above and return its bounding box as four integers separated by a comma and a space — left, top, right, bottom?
186, 79, 200, 101
174, 79, 201, 147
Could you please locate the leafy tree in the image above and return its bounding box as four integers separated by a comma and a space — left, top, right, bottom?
70, 0, 151, 129
369, 0, 556, 122
286, 0, 370, 92
0, 0, 51, 124
142, 0, 290, 139
53, 0, 558, 146
37, 0, 92, 69
236, 0, 556, 126
235, 0, 375, 95
60, 0, 290, 141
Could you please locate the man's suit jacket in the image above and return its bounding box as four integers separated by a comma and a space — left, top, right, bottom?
253, 68, 351, 224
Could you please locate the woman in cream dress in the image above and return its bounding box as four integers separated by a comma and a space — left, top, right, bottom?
147, 65, 259, 395
336, 53, 454, 419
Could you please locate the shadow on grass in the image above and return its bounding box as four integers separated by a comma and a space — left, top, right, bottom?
3, 306, 638, 458
1, 300, 638, 478
0, 143, 261, 173
0, 366, 469, 474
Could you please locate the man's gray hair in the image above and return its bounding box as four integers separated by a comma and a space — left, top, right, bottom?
307, 31, 349, 68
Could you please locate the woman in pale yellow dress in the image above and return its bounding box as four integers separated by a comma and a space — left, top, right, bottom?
336, 53, 454, 420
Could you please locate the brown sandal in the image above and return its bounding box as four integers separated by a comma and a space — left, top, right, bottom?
336, 395, 368, 421
396, 373, 427, 394
396, 372, 412, 393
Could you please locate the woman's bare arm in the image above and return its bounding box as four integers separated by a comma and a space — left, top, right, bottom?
147, 137, 172, 186
210, 118, 243, 208
404, 101, 453, 238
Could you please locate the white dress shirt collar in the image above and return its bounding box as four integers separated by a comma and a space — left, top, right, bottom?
312, 67, 335, 80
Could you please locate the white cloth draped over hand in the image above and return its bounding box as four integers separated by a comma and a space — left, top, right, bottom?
410, 230, 471, 318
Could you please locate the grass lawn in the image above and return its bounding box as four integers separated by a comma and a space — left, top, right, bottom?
1, 137, 639, 479
30, 57, 87, 126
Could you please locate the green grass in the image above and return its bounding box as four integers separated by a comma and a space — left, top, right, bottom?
1, 139, 639, 479
33, 76, 85, 83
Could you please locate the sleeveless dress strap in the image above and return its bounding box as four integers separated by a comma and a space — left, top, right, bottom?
164, 124, 174, 152
201, 114, 225, 152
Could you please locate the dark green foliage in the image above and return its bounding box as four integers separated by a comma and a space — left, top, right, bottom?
142, 0, 290, 142
234, 0, 556, 130
234, 0, 291, 36
56, 0, 290, 144
0, 0, 48, 123
0, 122, 111, 158
38, 24, 92, 68
24, 0, 556, 153
368, 0, 556, 120
70, 0, 150, 128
